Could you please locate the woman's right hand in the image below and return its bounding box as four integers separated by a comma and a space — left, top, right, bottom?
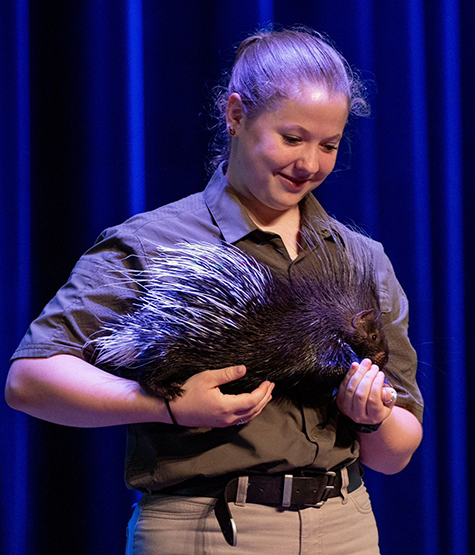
167, 365, 274, 428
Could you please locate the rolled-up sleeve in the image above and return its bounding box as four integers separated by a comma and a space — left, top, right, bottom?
11, 231, 148, 364
374, 242, 424, 423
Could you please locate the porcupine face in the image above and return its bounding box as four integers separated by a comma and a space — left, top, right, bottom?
293, 227, 389, 385
350, 308, 388, 369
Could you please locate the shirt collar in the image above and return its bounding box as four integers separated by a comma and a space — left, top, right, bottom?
203, 163, 257, 243
203, 163, 335, 243
299, 193, 335, 239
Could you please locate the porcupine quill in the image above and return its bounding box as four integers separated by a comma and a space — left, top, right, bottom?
91, 221, 389, 408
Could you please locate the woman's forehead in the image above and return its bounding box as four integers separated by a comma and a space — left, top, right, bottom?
249, 87, 349, 120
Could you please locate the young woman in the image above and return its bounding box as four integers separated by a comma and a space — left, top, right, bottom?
6, 27, 423, 555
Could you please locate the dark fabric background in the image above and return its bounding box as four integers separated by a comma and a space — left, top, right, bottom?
1, 1, 474, 554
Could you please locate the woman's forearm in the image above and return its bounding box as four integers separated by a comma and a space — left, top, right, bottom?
358, 406, 423, 474
5, 354, 168, 427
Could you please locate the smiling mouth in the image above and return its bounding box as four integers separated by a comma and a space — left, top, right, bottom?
278, 173, 309, 188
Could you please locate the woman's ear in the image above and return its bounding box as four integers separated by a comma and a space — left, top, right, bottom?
225, 93, 245, 132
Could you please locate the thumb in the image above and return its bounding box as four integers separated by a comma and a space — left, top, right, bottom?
211, 365, 247, 387
382, 386, 397, 406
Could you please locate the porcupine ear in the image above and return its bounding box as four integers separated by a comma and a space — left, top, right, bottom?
351, 309, 375, 337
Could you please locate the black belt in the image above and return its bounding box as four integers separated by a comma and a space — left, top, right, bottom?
214, 461, 362, 547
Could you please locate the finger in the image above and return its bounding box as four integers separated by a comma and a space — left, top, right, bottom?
365, 370, 386, 415
348, 358, 374, 387
368, 370, 385, 399
230, 383, 274, 426
341, 359, 374, 402
347, 364, 380, 418
336, 361, 361, 404
339, 361, 360, 389
382, 386, 398, 406
210, 365, 247, 387
236, 382, 275, 418
228, 380, 274, 414
339, 360, 379, 422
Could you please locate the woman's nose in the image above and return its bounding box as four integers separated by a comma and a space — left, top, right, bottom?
296, 146, 320, 175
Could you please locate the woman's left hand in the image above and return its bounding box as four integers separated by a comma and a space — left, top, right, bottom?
336, 358, 397, 425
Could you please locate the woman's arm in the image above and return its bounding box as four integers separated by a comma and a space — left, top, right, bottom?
5, 354, 274, 428
357, 405, 422, 474
337, 359, 423, 475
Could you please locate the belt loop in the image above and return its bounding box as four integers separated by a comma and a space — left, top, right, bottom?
235, 476, 249, 507
282, 475, 293, 507
340, 467, 349, 504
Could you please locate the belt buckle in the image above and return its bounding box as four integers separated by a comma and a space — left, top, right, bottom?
305, 470, 337, 508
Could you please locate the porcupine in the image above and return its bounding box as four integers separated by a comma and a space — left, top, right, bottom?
91, 221, 389, 408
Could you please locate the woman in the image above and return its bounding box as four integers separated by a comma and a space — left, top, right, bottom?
6, 27, 423, 554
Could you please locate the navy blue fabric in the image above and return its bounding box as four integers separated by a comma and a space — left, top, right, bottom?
1, 1, 474, 555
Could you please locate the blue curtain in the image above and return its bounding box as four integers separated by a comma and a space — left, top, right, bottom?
1, 1, 473, 554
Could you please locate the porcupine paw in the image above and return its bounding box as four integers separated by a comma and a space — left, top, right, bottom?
371, 351, 389, 370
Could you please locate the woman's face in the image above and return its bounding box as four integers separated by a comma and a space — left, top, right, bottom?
226, 87, 349, 218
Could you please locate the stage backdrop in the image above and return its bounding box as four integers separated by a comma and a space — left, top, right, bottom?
1, 1, 474, 554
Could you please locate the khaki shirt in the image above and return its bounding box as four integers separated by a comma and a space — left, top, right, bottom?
13, 166, 423, 492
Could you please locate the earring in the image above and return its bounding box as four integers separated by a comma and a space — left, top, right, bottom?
228, 126, 236, 136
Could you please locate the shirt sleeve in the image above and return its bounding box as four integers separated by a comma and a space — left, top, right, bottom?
373, 241, 424, 423
11, 192, 218, 366
11, 228, 150, 364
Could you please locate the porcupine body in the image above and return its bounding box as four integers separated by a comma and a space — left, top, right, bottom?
91, 223, 389, 407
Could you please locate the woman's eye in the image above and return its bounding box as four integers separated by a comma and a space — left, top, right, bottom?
282, 135, 301, 145
324, 144, 339, 152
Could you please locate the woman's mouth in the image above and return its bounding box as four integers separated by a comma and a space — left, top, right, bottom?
278, 173, 309, 189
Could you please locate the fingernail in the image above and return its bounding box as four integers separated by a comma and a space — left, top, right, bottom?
235, 365, 245, 376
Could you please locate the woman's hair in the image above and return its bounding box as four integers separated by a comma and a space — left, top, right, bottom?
209, 26, 369, 171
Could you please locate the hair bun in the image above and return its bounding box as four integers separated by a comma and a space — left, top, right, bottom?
234, 33, 265, 61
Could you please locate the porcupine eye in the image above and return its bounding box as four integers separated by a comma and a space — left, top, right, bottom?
371, 333, 378, 341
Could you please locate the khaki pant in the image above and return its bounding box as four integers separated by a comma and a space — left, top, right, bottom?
126, 483, 380, 555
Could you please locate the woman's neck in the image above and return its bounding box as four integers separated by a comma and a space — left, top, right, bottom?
240, 197, 302, 260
